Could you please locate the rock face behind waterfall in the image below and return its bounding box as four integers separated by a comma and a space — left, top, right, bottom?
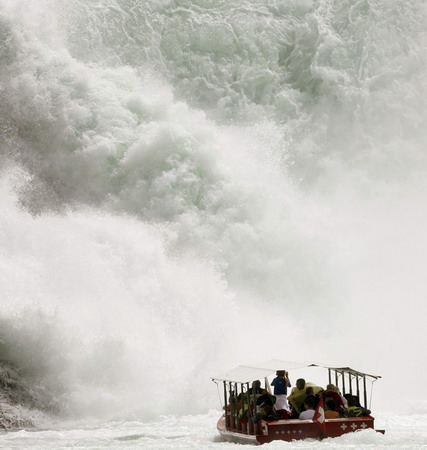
0, 362, 49, 430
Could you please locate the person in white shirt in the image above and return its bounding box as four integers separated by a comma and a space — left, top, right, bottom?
299, 396, 315, 420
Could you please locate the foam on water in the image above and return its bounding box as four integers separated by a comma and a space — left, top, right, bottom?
0, 0, 427, 428
0, 411, 427, 449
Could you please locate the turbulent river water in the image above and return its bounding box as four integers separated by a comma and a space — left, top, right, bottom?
1, 0, 427, 447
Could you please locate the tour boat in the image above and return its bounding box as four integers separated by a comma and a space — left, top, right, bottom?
211, 359, 385, 444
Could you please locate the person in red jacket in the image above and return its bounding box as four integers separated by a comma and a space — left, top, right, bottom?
321, 384, 346, 411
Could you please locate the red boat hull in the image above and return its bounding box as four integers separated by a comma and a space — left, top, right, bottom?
217, 414, 384, 444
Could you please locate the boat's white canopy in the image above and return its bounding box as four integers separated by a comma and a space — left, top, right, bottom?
211, 359, 381, 383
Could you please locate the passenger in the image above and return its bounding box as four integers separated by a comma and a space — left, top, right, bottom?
321, 384, 346, 411
345, 394, 361, 407
299, 394, 316, 414
298, 396, 316, 420
238, 405, 249, 420
288, 379, 323, 414
228, 390, 238, 415
343, 396, 371, 417
324, 400, 340, 419
288, 378, 306, 414
253, 404, 280, 423
256, 388, 276, 408
248, 380, 263, 396
333, 385, 348, 408
237, 392, 251, 419
303, 387, 320, 409
344, 393, 354, 405
296, 378, 306, 390
270, 370, 291, 411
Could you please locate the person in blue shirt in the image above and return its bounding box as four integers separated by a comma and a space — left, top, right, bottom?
271, 370, 291, 412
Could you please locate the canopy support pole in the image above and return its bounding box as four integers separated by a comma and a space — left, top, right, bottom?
246, 382, 253, 435
223, 381, 228, 428
356, 374, 360, 403
235, 383, 239, 431
231, 383, 236, 430
363, 376, 367, 409
239, 383, 245, 432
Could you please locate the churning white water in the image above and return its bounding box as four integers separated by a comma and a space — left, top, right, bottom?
1, 0, 427, 447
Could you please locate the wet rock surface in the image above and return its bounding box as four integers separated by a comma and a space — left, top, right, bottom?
0, 362, 47, 430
